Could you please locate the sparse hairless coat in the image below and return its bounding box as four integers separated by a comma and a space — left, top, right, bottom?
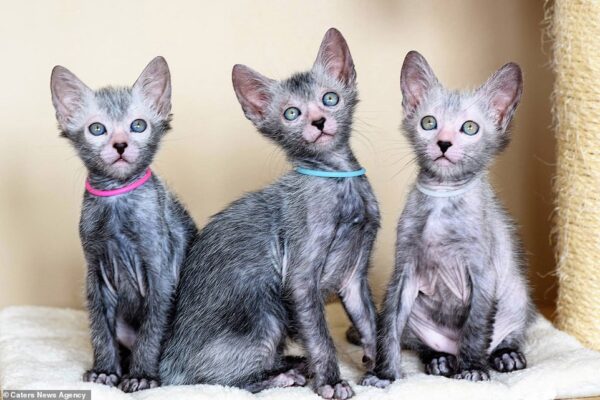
359, 51, 535, 387
159, 28, 379, 400
50, 57, 197, 393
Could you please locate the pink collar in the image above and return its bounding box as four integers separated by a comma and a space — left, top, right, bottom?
85, 168, 152, 197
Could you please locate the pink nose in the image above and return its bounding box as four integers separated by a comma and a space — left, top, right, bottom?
436, 128, 453, 141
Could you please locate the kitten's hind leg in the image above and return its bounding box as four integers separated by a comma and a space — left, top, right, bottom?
243, 356, 308, 393
419, 348, 457, 377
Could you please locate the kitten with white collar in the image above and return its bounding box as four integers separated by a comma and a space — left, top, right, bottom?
362, 51, 534, 386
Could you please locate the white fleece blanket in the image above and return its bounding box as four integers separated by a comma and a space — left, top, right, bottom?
1, 304, 600, 400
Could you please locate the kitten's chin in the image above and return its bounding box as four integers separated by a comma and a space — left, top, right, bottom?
106, 161, 138, 180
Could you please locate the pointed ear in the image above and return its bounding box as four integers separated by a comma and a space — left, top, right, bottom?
50, 66, 92, 130
313, 28, 356, 85
478, 62, 523, 130
400, 51, 439, 114
133, 56, 171, 119
232, 64, 275, 122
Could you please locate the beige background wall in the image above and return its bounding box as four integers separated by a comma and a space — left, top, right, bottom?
0, 1, 555, 310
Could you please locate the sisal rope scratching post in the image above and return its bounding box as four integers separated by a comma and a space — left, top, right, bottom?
552, 0, 600, 351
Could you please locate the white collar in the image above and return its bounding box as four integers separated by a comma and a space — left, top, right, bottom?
416, 175, 481, 198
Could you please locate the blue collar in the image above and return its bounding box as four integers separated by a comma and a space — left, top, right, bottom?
294, 167, 366, 178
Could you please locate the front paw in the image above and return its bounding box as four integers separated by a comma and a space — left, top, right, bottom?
452, 368, 490, 381
489, 349, 527, 373
360, 372, 391, 388
117, 375, 159, 392
316, 380, 354, 400
83, 370, 120, 387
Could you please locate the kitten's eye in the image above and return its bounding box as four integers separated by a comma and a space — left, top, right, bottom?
130, 119, 147, 133
88, 122, 106, 136
322, 92, 339, 107
283, 107, 301, 121
461, 120, 479, 136
420, 116, 437, 130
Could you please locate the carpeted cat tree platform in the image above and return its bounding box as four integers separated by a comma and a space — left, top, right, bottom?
2, 1, 600, 399
1, 304, 600, 400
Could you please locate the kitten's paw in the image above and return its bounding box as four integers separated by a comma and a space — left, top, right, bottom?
424, 354, 457, 377
243, 369, 307, 393
490, 349, 527, 373
317, 380, 354, 400
273, 369, 307, 387
452, 369, 490, 381
360, 373, 391, 388
82, 370, 119, 387
117, 375, 159, 392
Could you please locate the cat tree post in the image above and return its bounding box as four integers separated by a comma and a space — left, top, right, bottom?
552, 0, 600, 351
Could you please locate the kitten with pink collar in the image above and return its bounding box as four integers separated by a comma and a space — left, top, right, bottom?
50, 57, 196, 392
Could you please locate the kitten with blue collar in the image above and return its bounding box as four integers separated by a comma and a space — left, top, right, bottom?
159, 28, 379, 400
50, 57, 197, 392
361, 51, 534, 387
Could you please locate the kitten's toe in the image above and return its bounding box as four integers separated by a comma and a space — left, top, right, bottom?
424, 354, 457, 377
317, 380, 354, 400
490, 349, 527, 372
452, 368, 490, 381
118, 375, 159, 392
360, 373, 391, 388
82, 370, 119, 387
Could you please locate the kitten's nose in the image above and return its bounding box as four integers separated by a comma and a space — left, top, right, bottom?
437, 140, 452, 154
311, 117, 326, 131
113, 142, 128, 155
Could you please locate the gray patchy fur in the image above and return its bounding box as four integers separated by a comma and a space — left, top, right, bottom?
159, 28, 379, 400
50, 57, 197, 392
360, 51, 535, 387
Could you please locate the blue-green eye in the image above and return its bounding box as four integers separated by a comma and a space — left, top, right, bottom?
284, 107, 301, 121
130, 119, 147, 133
322, 92, 339, 106
88, 122, 106, 136
461, 120, 479, 135
420, 115, 437, 130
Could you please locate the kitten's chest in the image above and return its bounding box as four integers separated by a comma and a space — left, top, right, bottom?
312, 178, 375, 224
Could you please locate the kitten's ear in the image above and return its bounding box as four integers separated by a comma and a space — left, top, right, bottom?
232, 64, 275, 122
478, 62, 523, 130
133, 56, 171, 119
313, 28, 356, 85
400, 51, 439, 114
50, 66, 92, 130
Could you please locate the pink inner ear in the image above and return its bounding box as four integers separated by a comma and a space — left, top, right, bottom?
133, 57, 171, 118
232, 65, 273, 119
314, 28, 355, 84
51, 67, 90, 126
240, 78, 270, 116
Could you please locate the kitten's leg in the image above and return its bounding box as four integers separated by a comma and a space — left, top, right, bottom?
83, 265, 121, 387
361, 261, 418, 388
288, 245, 353, 399
339, 239, 377, 370
453, 264, 495, 382
118, 275, 174, 392
419, 348, 458, 377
